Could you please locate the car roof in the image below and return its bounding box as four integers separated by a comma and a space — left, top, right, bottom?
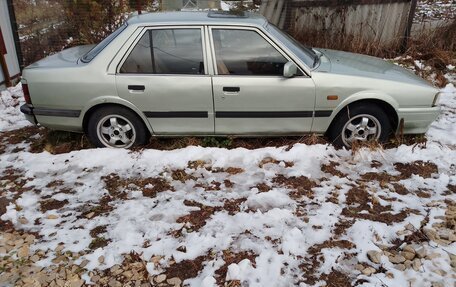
127, 11, 268, 27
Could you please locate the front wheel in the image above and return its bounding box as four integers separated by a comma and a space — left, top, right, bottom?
327, 104, 392, 148
87, 106, 149, 148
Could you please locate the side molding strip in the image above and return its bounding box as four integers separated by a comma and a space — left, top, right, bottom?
216, 111, 332, 118
314, 110, 332, 117
33, 108, 81, 118
144, 111, 209, 118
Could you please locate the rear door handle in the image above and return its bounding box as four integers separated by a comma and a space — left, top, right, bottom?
223, 87, 240, 92
128, 85, 145, 92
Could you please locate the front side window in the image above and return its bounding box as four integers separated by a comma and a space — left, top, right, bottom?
120, 28, 204, 74
212, 29, 288, 76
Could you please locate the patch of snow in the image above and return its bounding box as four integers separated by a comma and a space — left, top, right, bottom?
0, 83, 31, 131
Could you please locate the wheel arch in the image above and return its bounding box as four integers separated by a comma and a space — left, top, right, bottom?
81, 96, 154, 134
326, 91, 399, 134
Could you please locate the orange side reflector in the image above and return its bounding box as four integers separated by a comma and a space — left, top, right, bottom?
327, 95, 338, 101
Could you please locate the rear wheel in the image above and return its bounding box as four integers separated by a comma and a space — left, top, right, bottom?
327, 104, 392, 148
87, 106, 149, 148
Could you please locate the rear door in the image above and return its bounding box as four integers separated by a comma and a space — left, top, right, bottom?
209, 27, 316, 134
116, 26, 214, 134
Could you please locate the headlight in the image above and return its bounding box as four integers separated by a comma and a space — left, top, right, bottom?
432, 92, 441, 107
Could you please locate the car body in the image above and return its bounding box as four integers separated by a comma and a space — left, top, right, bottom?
20, 11, 441, 148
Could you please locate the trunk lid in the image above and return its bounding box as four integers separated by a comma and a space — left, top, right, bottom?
25, 44, 95, 69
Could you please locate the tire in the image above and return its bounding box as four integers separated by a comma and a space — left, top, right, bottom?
327, 103, 392, 148
87, 106, 149, 148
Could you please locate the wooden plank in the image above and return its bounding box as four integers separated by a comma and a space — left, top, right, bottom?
0, 28, 6, 55
401, 0, 417, 52
291, 0, 410, 8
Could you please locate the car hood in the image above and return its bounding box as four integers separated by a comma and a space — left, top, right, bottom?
316, 49, 433, 87
25, 44, 96, 69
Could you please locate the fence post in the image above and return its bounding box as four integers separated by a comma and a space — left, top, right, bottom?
401, 0, 418, 53
0, 28, 12, 87
137, 0, 142, 14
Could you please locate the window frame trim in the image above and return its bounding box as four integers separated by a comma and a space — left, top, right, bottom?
207, 25, 309, 77
116, 25, 208, 76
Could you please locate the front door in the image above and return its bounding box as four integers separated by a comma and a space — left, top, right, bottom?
209, 27, 316, 134
116, 27, 214, 134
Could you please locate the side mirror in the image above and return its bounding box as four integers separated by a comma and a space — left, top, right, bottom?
283, 61, 298, 78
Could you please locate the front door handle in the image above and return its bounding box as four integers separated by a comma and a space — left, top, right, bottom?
223, 87, 240, 93
128, 85, 145, 92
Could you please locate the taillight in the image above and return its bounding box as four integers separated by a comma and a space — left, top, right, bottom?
432, 92, 441, 107
22, 83, 32, 104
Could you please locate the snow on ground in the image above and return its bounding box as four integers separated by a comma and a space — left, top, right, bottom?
0, 83, 455, 286
0, 83, 31, 132
414, 0, 456, 22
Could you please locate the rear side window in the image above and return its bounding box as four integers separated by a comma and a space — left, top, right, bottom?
120, 28, 204, 74
81, 24, 127, 63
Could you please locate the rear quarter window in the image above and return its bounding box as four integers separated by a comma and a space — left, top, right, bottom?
81, 24, 128, 63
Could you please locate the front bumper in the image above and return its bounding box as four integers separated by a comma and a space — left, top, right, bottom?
397, 106, 440, 134
20, 104, 37, 124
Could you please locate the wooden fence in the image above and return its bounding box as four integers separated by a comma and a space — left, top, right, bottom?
260, 0, 416, 50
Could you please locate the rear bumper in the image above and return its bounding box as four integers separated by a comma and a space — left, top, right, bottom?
20, 104, 37, 124
397, 106, 440, 134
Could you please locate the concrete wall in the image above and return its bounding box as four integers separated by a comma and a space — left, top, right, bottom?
0, 0, 21, 89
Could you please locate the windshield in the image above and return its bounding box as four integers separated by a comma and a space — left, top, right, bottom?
266, 24, 317, 68
81, 24, 128, 63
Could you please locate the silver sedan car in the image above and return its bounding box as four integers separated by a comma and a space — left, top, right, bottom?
20, 11, 441, 148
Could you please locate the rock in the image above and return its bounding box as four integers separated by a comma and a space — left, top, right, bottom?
69, 279, 84, 287
402, 251, 415, 261
14, 238, 24, 247
46, 214, 58, 220
155, 274, 167, 283
79, 259, 89, 268
412, 259, 422, 271
449, 253, 456, 268
85, 212, 95, 219
404, 260, 412, 269
367, 250, 382, 264
389, 254, 406, 264
432, 282, 444, 287
24, 235, 35, 243
355, 264, 364, 271
403, 245, 415, 254
395, 264, 406, 271
362, 267, 376, 276
151, 255, 162, 264
55, 244, 64, 253
108, 278, 121, 287
449, 233, 456, 242
415, 247, 427, 258
98, 256, 105, 264
405, 223, 415, 231
123, 270, 133, 279
30, 255, 40, 262
18, 217, 29, 224
386, 272, 394, 279
110, 265, 123, 276
17, 245, 29, 258
424, 228, 438, 241
167, 277, 182, 286
0, 247, 7, 254
91, 275, 100, 283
